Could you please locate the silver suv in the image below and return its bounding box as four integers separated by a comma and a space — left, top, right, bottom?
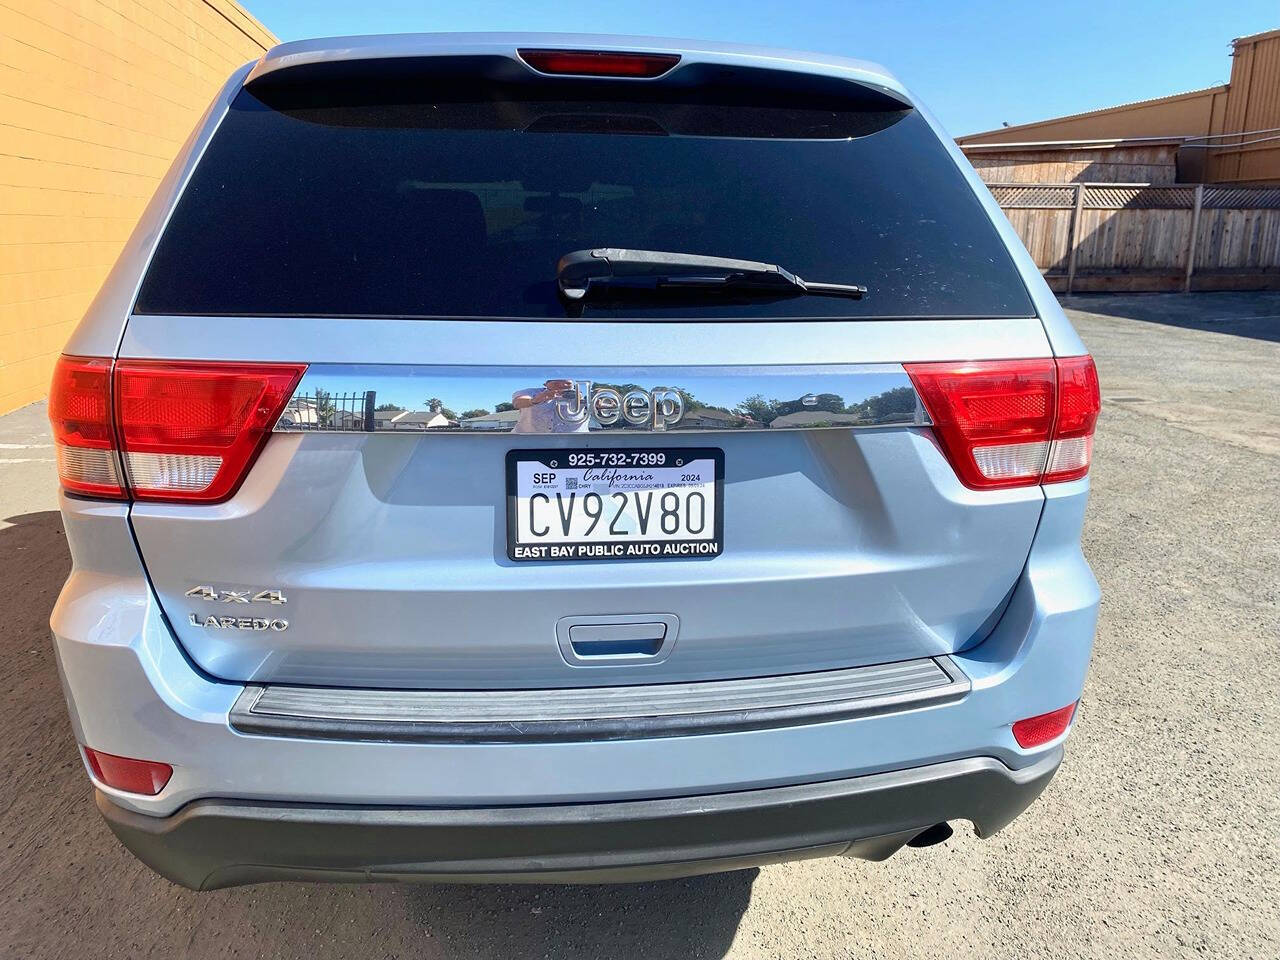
48, 34, 1100, 890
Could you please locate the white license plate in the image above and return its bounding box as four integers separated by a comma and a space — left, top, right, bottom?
506, 448, 724, 562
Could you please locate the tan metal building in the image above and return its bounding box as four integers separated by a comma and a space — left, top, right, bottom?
0, 1, 276, 416
1211, 28, 1280, 184
958, 28, 1280, 187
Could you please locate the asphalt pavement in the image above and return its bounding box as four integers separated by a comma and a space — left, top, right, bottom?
1, 293, 1276, 959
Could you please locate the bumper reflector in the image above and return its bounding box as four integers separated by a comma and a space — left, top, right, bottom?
1012, 701, 1078, 748
84, 748, 173, 795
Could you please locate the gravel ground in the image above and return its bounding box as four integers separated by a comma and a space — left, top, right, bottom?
1, 293, 1277, 959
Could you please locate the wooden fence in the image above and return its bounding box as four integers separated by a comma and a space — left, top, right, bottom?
988, 183, 1280, 293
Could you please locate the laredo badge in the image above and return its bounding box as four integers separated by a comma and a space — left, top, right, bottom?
188, 613, 288, 632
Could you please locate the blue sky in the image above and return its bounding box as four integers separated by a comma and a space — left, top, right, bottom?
247, 1, 1277, 137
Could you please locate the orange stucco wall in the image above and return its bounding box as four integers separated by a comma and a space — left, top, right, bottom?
0, 0, 275, 415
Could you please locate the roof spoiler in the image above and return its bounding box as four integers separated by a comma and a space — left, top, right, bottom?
243, 38, 913, 111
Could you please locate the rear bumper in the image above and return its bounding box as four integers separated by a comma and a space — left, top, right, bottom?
98, 747, 1062, 890
52, 484, 1098, 818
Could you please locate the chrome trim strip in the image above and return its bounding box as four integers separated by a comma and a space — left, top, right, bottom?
274, 363, 929, 434
230, 657, 968, 743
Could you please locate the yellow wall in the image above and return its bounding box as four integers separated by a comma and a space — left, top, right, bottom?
0, 0, 275, 415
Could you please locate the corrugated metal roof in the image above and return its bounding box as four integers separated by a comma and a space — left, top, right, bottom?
958, 85, 1228, 143
1233, 28, 1280, 47
961, 137, 1188, 151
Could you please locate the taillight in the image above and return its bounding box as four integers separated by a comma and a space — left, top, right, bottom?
84, 747, 173, 795
906, 356, 1100, 489
48, 356, 305, 503
1043, 356, 1101, 483
1012, 701, 1078, 748
49, 355, 126, 499
519, 49, 681, 78
115, 360, 306, 502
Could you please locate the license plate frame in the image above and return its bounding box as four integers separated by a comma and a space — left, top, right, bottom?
505, 447, 725, 562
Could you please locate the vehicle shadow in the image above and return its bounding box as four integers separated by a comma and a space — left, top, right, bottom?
389, 871, 757, 958
181, 869, 759, 959
1060, 291, 1280, 342
0, 508, 756, 960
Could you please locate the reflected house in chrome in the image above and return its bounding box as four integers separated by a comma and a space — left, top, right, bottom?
277, 393, 460, 431
327, 409, 366, 430
769, 410, 872, 429
388, 409, 456, 430
684, 407, 758, 429
276, 397, 319, 429
464, 409, 522, 430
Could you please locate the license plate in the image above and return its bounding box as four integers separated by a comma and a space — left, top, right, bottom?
506, 448, 724, 562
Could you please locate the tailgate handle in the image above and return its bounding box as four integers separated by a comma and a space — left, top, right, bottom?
557, 615, 679, 666
568, 623, 666, 658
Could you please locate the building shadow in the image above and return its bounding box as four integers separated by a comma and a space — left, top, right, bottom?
1061, 291, 1280, 343
1, 508, 756, 959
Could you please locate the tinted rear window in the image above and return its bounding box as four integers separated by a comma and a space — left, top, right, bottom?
136, 78, 1033, 320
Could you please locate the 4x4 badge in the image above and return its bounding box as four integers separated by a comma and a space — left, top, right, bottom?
185, 585, 287, 604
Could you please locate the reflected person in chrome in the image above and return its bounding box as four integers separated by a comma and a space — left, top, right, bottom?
511, 379, 590, 433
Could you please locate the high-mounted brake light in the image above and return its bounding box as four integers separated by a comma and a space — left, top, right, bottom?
519, 49, 681, 78
906, 356, 1100, 490
49, 356, 305, 503
84, 747, 172, 795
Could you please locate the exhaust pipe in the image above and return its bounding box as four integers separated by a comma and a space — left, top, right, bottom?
907, 822, 954, 848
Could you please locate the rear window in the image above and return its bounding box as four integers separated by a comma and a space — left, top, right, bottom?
136, 76, 1033, 320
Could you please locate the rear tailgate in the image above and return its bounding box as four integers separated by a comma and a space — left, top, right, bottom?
120, 50, 1049, 688
123, 316, 1050, 688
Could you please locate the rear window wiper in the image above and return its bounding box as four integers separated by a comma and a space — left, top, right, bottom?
556, 248, 867, 304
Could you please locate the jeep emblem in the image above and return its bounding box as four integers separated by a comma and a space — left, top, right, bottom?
555, 380, 684, 430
